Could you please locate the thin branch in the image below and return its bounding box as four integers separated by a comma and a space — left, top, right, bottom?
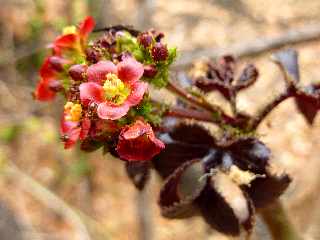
4, 163, 92, 240
166, 80, 236, 126
136, 187, 153, 240
174, 23, 320, 69
165, 106, 218, 123
250, 88, 293, 130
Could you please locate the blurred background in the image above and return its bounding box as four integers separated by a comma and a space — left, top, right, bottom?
1, 0, 320, 239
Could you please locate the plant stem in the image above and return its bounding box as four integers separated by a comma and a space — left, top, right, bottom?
261, 200, 301, 240
166, 80, 237, 126
165, 106, 218, 123
250, 89, 293, 130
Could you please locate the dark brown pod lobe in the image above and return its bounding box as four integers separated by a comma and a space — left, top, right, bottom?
68, 64, 88, 81
151, 42, 168, 61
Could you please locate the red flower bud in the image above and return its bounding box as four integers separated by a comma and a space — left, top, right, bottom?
143, 64, 158, 78
48, 56, 68, 72
68, 64, 88, 81
86, 48, 102, 63
151, 42, 168, 62
48, 80, 63, 92
138, 33, 153, 48
116, 120, 165, 161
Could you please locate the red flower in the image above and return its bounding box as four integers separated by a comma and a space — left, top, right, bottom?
34, 56, 66, 101
116, 120, 165, 161
60, 102, 91, 149
53, 16, 95, 55
79, 57, 147, 120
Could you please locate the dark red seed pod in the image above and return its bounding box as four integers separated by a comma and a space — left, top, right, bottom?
138, 32, 153, 48
143, 64, 158, 78
48, 56, 67, 72
151, 42, 168, 62
68, 64, 87, 81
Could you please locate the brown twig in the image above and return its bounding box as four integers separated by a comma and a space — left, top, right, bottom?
165, 106, 218, 123
174, 23, 320, 69
250, 88, 294, 130
166, 80, 236, 126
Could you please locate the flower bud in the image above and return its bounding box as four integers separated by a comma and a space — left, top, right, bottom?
85, 48, 101, 63
143, 64, 158, 78
48, 80, 63, 92
68, 64, 87, 81
138, 32, 153, 48
151, 42, 168, 62
48, 56, 68, 72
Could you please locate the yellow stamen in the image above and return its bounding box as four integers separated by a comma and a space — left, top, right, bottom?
64, 102, 82, 122
103, 73, 130, 105
63, 26, 77, 35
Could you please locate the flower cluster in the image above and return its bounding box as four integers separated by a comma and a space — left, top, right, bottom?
33, 16, 177, 161
34, 17, 318, 238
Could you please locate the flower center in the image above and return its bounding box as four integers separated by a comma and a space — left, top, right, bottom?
103, 73, 130, 105
64, 102, 82, 122
63, 26, 77, 35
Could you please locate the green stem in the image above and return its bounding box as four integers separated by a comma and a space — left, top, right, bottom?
261, 200, 301, 240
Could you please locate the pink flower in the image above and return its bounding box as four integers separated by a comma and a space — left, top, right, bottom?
79, 57, 147, 120
116, 120, 165, 161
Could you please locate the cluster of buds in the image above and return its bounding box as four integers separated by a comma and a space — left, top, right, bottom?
33, 17, 177, 161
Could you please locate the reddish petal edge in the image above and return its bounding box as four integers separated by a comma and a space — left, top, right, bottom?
79, 16, 95, 39
126, 81, 148, 106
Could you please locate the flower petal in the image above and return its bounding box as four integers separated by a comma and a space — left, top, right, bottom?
97, 102, 130, 120
117, 57, 144, 83
80, 117, 91, 140
54, 34, 78, 49
116, 120, 165, 161
34, 80, 56, 101
60, 115, 81, 149
126, 81, 148, 106
79, 82, 104, 106
87, 61, 117, 84
40, 57, 56, 79
78, 16, 95, 40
